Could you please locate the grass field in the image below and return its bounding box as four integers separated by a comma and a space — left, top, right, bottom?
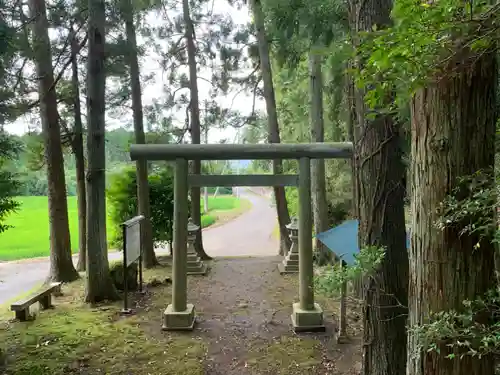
0, 195, 242, 261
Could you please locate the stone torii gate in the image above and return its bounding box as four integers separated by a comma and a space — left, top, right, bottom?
130, 142, 352, 333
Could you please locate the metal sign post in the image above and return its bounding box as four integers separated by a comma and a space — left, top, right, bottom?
120, 215, 144, 315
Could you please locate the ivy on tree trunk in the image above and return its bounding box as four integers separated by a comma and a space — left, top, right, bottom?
350, 0, 409, 372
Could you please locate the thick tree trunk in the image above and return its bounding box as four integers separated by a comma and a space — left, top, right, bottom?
350, 0, 409, 373
70, 28, 87, 273
123, 0, 158, 268
85, 0, 120, 302
407, 52, 497, 375
357, 112, 408, 375
182, 0, 211, 260
29, 0, 79, 282
250, 0, 292, 255
309, 51, 330, 265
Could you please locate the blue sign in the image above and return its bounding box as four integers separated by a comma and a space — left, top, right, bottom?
315, 220, 410, 265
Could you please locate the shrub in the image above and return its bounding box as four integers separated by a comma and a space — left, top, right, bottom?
109, 260, 138, 291
107, 165, 184, 248
0, 131, 21, 233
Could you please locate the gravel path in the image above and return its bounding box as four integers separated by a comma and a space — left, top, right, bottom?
187, 257, 361, 375
0, 190, 277, 305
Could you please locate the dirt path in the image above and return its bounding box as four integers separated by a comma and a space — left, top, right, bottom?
185, 257, 362, 375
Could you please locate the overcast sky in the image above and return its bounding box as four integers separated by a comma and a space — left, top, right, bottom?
5, 0, 265, 144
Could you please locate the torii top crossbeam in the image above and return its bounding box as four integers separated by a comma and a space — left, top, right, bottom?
129, 142, 353, 161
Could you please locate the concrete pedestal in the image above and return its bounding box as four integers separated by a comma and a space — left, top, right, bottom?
278, 250, 299, 274
291, 302, 326, 333
187, 253, 208, 275
162, 303, 196, 331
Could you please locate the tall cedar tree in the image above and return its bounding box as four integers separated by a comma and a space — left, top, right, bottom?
85, 0, 120, 302
349, 0, 409, 373
70, 26, 88, 272
407, 52, 497, 375
122, 0, 158, 267
29, 0, 79, 282
309, 51, 330, 264
182, 0, 211, 260
250, 0, 292, 255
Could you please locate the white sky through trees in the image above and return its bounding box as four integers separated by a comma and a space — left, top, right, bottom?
5, 0, 265, 144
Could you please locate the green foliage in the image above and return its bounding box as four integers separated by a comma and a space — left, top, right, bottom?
436, 169, 497, 242
412, 170, 500, 359
315, 245, 386, 296
357, 0, 499, 111
7, 128, 160, 197
0, 130, 21, 233
284, 160, 353, 225
107, 166, 177, 248
411, 289, 500, 359
264, 0, 348, 66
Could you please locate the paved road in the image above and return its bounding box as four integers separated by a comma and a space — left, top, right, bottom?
203, 191, 278, 257
0, 190, 278, 305
0, 249, 131, 306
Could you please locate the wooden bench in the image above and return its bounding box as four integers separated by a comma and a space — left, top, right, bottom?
10, 282, 62, 321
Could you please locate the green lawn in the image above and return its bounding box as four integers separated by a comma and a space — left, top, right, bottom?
0, 195, 241, 261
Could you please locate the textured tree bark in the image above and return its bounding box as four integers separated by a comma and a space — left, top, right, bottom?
309, 51, 330, 265
345, 60, 358, 219
250, 0, 292, 255
123, 0, 158, 268
85, 0, 120, 302
346, 63, 365, 297
69, 28, 87, 272
350, 0, 409, 373
29, 0, 79, 282
407, 52, 497, 375
183, 0, 211, 260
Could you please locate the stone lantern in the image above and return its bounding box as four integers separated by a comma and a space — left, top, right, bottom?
186, 218, 208, 275
278, 216, 299, 274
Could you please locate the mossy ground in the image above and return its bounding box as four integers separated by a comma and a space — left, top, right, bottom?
0, 256, 361, 375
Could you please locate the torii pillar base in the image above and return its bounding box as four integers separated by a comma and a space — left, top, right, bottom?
291, 302, 326, 333
162, 304, 196, 331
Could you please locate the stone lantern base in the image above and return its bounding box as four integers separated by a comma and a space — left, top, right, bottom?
278, 217, 300, 275
187, 250, 208, 275
278, 250, 299, 274
186, 219, 208, 276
